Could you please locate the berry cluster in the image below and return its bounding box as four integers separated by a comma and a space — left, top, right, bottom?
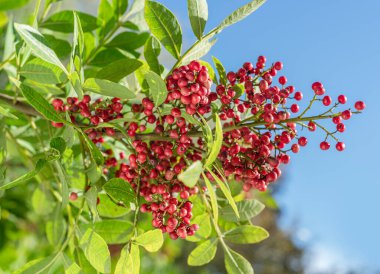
52, 57, 365, 239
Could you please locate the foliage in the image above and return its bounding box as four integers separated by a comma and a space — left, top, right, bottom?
0, 0, 364, 273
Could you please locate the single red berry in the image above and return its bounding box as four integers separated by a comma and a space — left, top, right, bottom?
274, 61, 283, 70
69, 192, 78, 201
338, 95, 347, 104
279, 76, 287, 85
308, 121, 316, 132
336, 123, 345, 133
51, 121, 64, 128
291, 144, 300, 153
298, 136, 308, 146
354, 101, 365, 111
294, 91, 303, 101
320, 141, 330, 150
341, 110, 352, 120
290, 104, 299, 113
322, 96, 332, 106
336, 142, 345, 151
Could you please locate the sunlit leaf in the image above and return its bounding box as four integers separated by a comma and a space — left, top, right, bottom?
188, 239, 217, 266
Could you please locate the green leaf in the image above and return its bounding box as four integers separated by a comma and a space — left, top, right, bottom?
202, 172, 218, 222
90, 49, 125, 67
0, 159, 46, 190
218, 0, 266, 30
115, 244, 140, 274
103, 178, 135, 205
32, 187, 54, 215
83, 78, 136, 99
224, 248, 253, 274
20, 84, 65, 122
225, 225, 269, 244
97, 193, 130, 218
45, 34, 72, 59
46, 212, 67, 246
178, 160, 202, 188
72, 12, 85, 71
221, 199, 265, 222
212, 56, 227, 85
144, 70, 167, 106
96, 58, 143, 82
79, 229, 111, 273
204, 115, 223, 167
135, 229, 164, 252
206, 168, 239, 219
144, 36, 161, 74
144, 0, 182, 59
187, 213, 211, 242
70, 71, 84, 99
14, 254, 61, 274
0, 0, 29, 11
79, 130, 104, 165
41, 11, 98, 33
0, 105, 18, 119
112, 0, 129, 18
86, 220, 133, 244
106, 32, 149, 52
20, 58, 67, 85
60, 253, 82, 274
188, 239, 217, 266
181, 38, 216, 65
187, 0, 208, 40
14, 23, 68, 74
50, 137, 66, 155
84, 184, 100, 221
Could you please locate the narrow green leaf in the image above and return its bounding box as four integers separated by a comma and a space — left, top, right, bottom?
188, 239, 217, 266
96, 58, 143, 82
225, 225, 269, 244
187, 213, 211, 242
135, 229, 164, 252
79, 229, 111, 273
0, 105, 18, 119
20, 58, 67, 85
187, 0, 208, 40
207, 168, 239, 218
13, 254, 61, 274
41, 11, 98, 33
144, 70, 167, 106
84, 185, 100, 221
202, 172, 218, 222
60, 253, 82, 274
112, 0, 129, 18
115, 244, 139, 274
90, 49, 125, 67
14, 23, 68, 74
218, 0, 266, 30
79, 131, 104, 165
83, 78, 136, 99
224, 248, 253, 274
144, 0, 182, 59
20, 84, 65, 122
103, 178, 135, 205
46, 211, 67, 246
212, 56, 227, 85
204, 115, 223, 167
72, 12, 85, 73
221, 199, 265, 222
106, 32, 149, 52
178, 161, 203, 188
0, 159, 46, 190
181, 38, 216, 65
144, 36, 161, 74
70, 71, 84, 99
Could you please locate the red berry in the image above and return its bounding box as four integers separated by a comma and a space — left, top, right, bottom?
338, 95, 347, 104
298, 137, 308, 146
69, 192, 78, 201
290, 104, 299, 113
322, 96, 332, 106
278, 76, 287, 85
274, 61, 283, 70
294, 91, 303, 101
354, 101, 365, 111
320, 141, 330, 150
336, 142, 345, 151
341, 110, 352, 120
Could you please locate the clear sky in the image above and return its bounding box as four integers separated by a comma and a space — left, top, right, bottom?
158, 0, 380, 272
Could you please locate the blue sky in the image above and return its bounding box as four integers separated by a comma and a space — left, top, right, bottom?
157, 0, 380, 272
